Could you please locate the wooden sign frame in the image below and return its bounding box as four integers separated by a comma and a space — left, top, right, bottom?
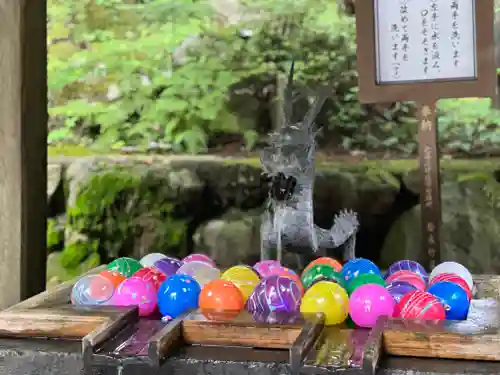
355, 0, 496, 269
356, 0, 496, 103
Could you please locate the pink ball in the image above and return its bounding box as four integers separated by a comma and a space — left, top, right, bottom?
268, 265, 298, 278
182, 253, 215, 267
349, 284, 395, 328
114, 277, 157, 317
253, 260, 281, 278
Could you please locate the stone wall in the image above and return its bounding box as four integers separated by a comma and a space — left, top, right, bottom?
46, 155, 500, 286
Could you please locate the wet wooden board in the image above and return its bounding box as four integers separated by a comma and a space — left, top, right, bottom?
382, 299, 500, 361
0, 304, 137, 340
181, 310, 324, 349
149, 310, 325, 372
301, 326, 382, 375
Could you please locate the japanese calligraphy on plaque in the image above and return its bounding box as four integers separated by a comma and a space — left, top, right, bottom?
374, 0, 477, 84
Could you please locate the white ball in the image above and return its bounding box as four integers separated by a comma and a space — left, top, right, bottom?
429, 261, 474, 291
140, 253, 167, 267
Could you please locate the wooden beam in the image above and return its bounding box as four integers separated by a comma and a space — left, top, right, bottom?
0, 0, 48, 308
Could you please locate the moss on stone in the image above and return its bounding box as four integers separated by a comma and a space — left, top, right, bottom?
225, 157, 500, 174
59, 160, 194, 276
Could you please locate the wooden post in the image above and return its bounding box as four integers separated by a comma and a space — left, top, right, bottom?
0, 0, 48, 308
418, 102, 441, 270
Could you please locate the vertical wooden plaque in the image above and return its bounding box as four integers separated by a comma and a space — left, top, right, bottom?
418, 102, 441, 269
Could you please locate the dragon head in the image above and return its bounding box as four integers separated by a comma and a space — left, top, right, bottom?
260, 61, 326, 201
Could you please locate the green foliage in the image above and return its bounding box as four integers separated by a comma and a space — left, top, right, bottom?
48, 0, 500, 155
438, 99, 500, 154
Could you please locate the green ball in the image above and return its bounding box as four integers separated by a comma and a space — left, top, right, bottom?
345, 273, 385, 295
301, 264, 344, 290
107, 257, 142, 277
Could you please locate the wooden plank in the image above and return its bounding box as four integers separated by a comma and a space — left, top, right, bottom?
6, 265, 106, 311
302, 326, 382, 375
382, 299, 500, 361
182, 310, 322, 349
147, 314, 185, 367
0, 305, 135, 339
0, 0, 48, 309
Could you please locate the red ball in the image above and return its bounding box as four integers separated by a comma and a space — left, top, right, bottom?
393, 291, 446, 320
131, 267, 166, 291
386, 270, 426, 291
428, 273, 472, 300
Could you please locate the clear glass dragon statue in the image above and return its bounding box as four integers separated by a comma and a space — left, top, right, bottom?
260, 61, 360, 269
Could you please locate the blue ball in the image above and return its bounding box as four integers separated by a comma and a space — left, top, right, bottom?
341, 258, 381, 283
427, 281, 470, 321
157, 274, 201, 318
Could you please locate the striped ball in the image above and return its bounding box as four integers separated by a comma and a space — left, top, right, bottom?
393, 291, 445, 320
428, 273, 472, 300
386, 270, 426, 291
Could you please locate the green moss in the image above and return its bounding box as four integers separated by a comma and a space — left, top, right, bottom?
225, 157, 500, 174
48, 145, 120, 157
60, 161, 191, 272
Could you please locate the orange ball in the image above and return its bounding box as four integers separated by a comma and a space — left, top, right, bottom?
199, 280, 244, 312
201, 309, 240, 321
304, 257, 342, 274
99, 270, 126, 287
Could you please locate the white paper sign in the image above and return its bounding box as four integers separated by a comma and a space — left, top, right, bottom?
374, 0, 477, 84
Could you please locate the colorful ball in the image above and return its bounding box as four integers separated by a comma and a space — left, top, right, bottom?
199, 279, 244, 313
428, 273, 472, 300
346, 273, 385, 295
153, 257, 183, 278
132, 266, 167, 291
246, 275, 302, 313
252, 310, 301, 325
386, 281, 418, 304
341, 258, 381, 283
71, 274, 115, 306
300, 281, 348, 326
393, 291, 446, 320
429, 261, 473, 292
301, 264, 344, 290
114, 277, 157, 317
98, 270, 126, 288
253, 260, 281, 278
386, 260, 428, 281
304, 257, 342, 273
176, 261, 220, 287
268, 266, 298, 278
348, 284, 395, 328
182, 253, 215, 267
157, 274, 201, 318
221, 265, 260, 302
140, 253, 167, 268
281, 273, 305, 295
385, 270, 426, 291
427, 281, 470, 320
107, 257, 143, 277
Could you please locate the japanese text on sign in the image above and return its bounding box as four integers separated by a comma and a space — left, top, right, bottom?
374, 0, 477, 84
420, 104, 437, 265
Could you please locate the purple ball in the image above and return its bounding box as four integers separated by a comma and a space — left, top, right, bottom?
386, 281, 418, 304
386, 260, 428, 281
153, 257, 182, 278
246, 275, 302, 313
251, 310, 301, 324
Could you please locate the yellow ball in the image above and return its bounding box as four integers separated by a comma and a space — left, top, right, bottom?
221, 265, 260, 302
300, 281, 349, 325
